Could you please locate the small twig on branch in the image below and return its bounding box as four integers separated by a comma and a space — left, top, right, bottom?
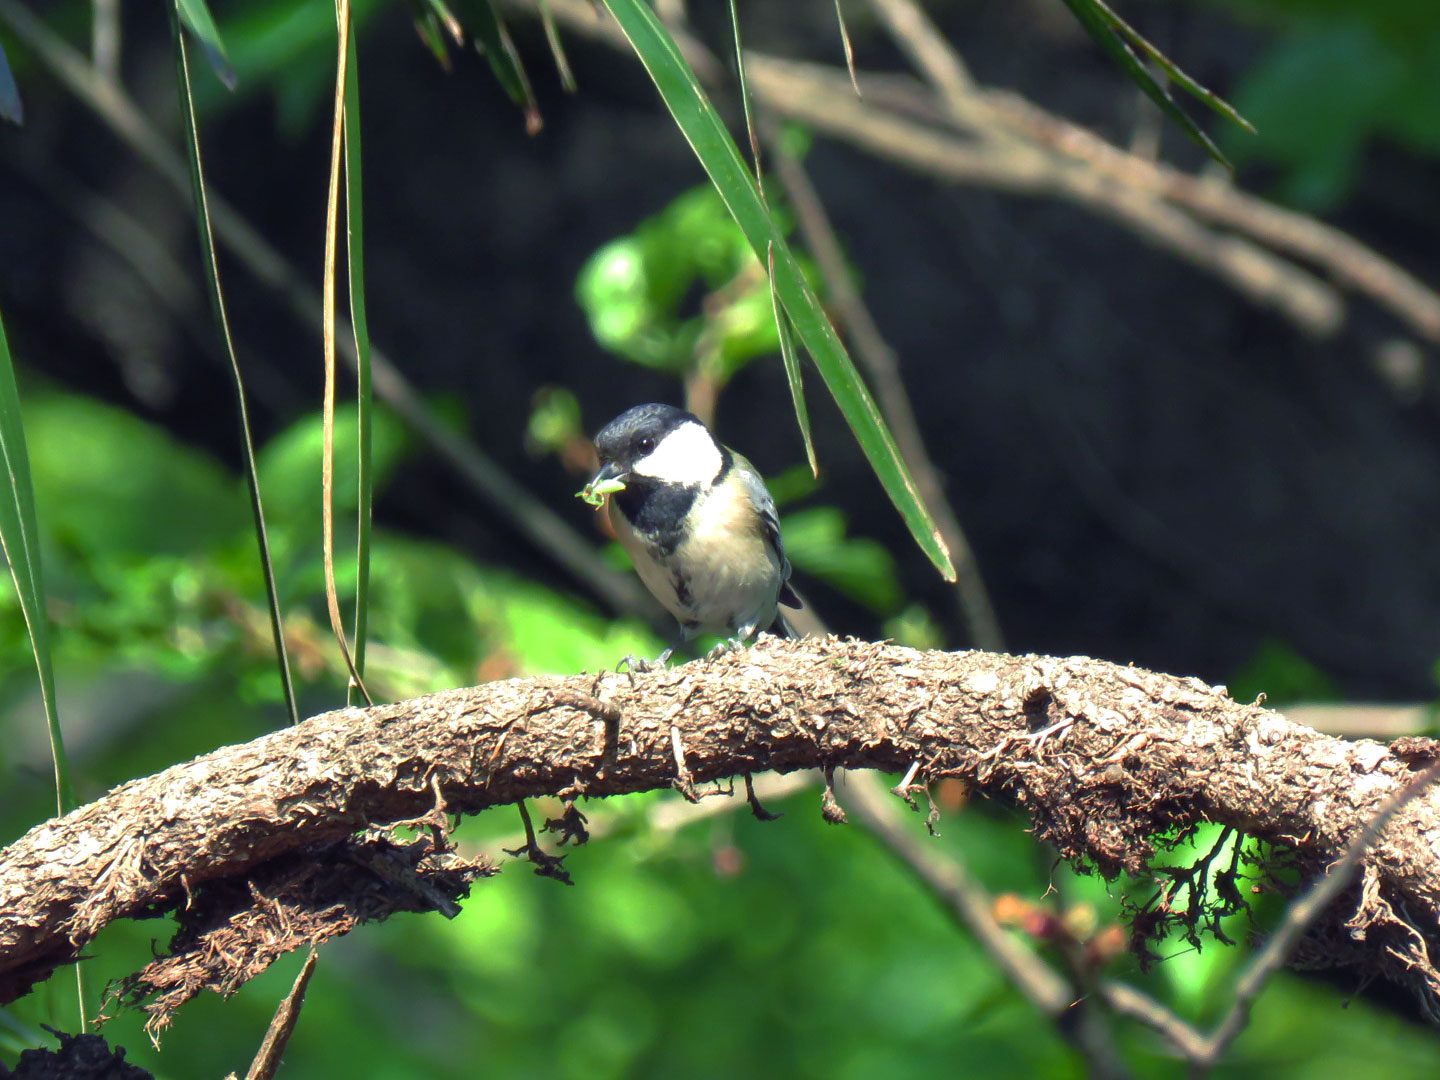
1098, 980, 1208, 1062
505, 801, 573, 885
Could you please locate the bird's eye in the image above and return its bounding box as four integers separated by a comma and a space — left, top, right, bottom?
638, 436, 656, 454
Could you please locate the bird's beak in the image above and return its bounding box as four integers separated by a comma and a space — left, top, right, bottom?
578, 461, 628, 507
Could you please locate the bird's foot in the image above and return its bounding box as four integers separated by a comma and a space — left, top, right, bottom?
616, 647, 674, 683
704, 638, 745, 663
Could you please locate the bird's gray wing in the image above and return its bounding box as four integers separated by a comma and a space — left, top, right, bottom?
732, 451, 801, 609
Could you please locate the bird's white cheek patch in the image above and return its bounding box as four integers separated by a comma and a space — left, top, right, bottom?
633, 421, 723, 485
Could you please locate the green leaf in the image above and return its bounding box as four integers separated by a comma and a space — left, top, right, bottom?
600, 0, 954, 580
0, 311, 73, 817
413, 8, 454, 70
175, 0, 238, 90
0, 37, 22, 124
728, 1, 813, 474
1059, 0, 1247, 168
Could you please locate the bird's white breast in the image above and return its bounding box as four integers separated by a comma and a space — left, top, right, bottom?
610, 477, 781, 640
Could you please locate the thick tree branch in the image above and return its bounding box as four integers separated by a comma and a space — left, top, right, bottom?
4, 638, 1440, 1026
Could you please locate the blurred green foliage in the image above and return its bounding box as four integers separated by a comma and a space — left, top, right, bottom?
1213, 0, 1440, 206
1227, 638, 1340, 707
576, 185, 795, 380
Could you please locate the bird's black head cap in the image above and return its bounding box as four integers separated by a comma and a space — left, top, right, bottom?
593, 403, 701, 469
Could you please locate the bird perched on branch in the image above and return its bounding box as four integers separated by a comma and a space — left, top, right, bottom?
580, 403, 801, 652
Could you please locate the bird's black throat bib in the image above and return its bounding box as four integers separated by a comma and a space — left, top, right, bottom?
614, 477, 697, 556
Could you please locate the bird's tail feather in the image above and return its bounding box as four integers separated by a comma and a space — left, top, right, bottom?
768, 609, 799, 639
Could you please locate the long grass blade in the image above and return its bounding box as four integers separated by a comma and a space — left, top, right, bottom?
170, 4, 299, 724
0, 307, 84, 1025
726, 0, 762, 194
174, 0, 237, 89
323, 0, 373, 707
727, 0, 814, 476
601, 0, 954, 581
0, 38, 22, 123
340, 9, 374, 704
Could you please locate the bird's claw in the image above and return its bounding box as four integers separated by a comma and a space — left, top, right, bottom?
704, 638, 744, 663
617, 648, 674, 682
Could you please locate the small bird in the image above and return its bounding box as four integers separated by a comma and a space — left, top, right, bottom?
581, 403, 801, 648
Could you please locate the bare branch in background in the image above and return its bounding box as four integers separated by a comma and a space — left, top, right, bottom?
90, 0, 120, 82
505, 0, 1440, 347
844, 774, 1133, 1078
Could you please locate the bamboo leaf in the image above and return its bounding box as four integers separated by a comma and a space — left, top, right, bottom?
769, 243, 817, 478
537, 0, 576, 93
0, 310, 71, 816
727, 0, 762, 193
1088, 0, 1254, 134
0, 37, 22, 124
413, 9, 454, 70
170, 7, 299, 723
727, 0, 812, 476
600, 0, 954, 580
453, 0, 541, 134
175, 0, 238, 90
1059, 0, 1250, 167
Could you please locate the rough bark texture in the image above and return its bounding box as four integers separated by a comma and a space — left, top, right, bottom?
3, 638, 1439, 1023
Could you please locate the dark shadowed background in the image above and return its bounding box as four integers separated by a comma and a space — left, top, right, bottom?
3, 0, 1440, 1076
